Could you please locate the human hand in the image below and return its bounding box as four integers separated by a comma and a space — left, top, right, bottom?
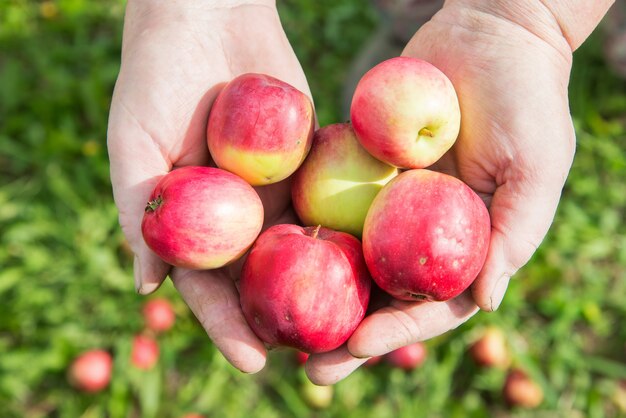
306, 0, 581, 384
107, 0, 311, 373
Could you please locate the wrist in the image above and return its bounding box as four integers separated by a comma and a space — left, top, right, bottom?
442, 0, 614, 52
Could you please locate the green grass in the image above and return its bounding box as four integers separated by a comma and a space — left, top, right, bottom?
1, 1, 626, 417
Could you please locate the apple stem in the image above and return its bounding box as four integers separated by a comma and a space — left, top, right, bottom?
418, 127, 434, 138
311, 225, 321, 239
145, 195, 163, 213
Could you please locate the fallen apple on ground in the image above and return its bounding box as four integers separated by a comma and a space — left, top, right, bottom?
470, 326, 510, 369
207, 73, 314, 185
362, 169, 490, 302
131, 334, 160, 370
292, 122, 398, 237
142, 166, 264, 270
143, 298, 176, 333
386, 342, 428, 371
350, 56, 461, 169
503, 369, 544, 408
239, 224, 371, 353
68, 349, 113, 393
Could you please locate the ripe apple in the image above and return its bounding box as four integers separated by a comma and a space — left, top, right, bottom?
207, 73, 314, 185
68, 349, 113, 393
386, 342, 427, 371
362, 169, 490, 302
291, 122, 398, 237
470, 326, 510, 368
131, 334, 159, 370
295, 350, 310, 366
239, 224, 371, 353
350, 56, 460, 169
143, 298, 176, 333
142, 166, 264, 270
503, 369, 544, 408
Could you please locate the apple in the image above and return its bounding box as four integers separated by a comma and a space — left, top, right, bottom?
142, 166, 264, 270
503, 369, 544, 408
207, 73, 314, 185
386, 342, 427, 371
301, 379, 333, 409
143, 298, 176, 333
131, 334, 159, 370
295, 350, 310, 366
362, 169, 490, 302
350, 56, 460, 169
292, 122, 398, 237
239, 224, 371, 353
363, 169, 489, 301
68, 349, 113, 393
363, 355, 383, 367
470, 326, 510, 368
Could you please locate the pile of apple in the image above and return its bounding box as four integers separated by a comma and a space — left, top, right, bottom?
141, 57, 491, 355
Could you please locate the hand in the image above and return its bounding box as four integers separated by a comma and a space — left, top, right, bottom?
306, 0, 577, 384
107, 0, 311, 373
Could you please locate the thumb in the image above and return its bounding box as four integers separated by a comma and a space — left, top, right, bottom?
471, 168, 569, 311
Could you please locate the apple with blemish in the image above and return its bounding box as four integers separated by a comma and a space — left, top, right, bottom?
292, 122, 398, 237
350, 56, 460, 169
239, 224, 371, 353
141, 166, 264, 270
363, 169, 490, 302
207, 73, 314, 185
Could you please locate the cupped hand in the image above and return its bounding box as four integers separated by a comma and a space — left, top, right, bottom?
107, 0, 311, 373
307, 1, 576, 384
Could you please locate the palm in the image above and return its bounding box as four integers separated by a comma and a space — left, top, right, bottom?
108, 3, 310, 372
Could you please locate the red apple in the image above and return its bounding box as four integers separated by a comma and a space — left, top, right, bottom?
503, 369, 544, 408
68, 349, 113, 393
362, 169, 490, 302
143, 298, 176, 333
470, 326, 510, 368
291, 122, 398, 237
131, 334, 159, 370
350, 56, 460, 169
142, 166, 263, 270
386, 342, 427, 371
207, 73, 314, 185
295, 350, 310, 365
364, 355, 383, 367
239, 224, 371, 353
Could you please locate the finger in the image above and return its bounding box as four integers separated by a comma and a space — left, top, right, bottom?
348, 291, 478, 358
108, 96, 172, 294
305, 346, 369, 386
171, 267, 267, 373
470, 170, 569, 311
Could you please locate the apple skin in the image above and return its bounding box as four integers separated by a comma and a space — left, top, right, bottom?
470, 326, 510, 369
143, 298, 176, 333
207, 73, 314, 186
362, 169, 490, 302
141, 166, 264, 270
350, 56, 460, 169
239, 224, 371, 354
131, 334, 159, 370
386, 342, 427, 371
503, 369, 544, 408
68, 349, 113, 393
292, 122, 398, 237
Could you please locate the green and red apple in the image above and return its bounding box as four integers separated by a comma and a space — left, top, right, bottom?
292, 122, 398, 237
350, 57, 460, 169
207, 73, 314, 185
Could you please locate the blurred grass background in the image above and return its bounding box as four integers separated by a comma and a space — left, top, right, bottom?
1, 0, 626, 417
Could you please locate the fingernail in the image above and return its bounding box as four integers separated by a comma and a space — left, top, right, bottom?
133, 256, 142, 293
138, 282, 160, 295
490, 275, 510, 311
